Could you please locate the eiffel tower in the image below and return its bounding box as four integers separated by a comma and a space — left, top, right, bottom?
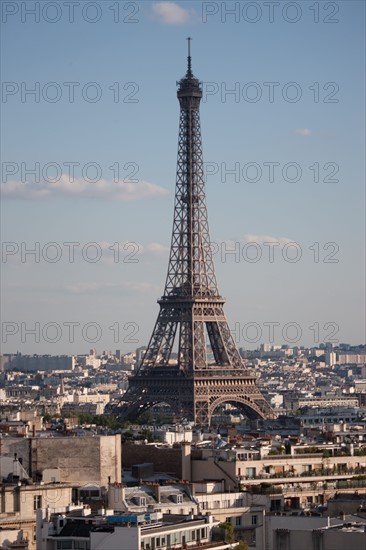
115, 40, 274, 426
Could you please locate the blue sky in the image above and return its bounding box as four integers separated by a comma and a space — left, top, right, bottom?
1, 0, 365, 354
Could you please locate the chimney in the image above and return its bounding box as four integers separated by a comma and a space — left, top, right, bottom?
153, 484, 161, 503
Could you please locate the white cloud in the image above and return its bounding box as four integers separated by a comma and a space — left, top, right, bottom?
1, 176, 169, 201
151, 2, 192, 24
243, 234, 293, 246
295, 128, 312, 137
145, 242, 170, 255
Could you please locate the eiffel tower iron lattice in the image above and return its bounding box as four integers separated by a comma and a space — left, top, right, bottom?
113, 41, 274, 426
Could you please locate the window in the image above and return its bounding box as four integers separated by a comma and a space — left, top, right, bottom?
251, 515, 258, 525
33, 495, 42, 510
236, 517, 241, 526
13, 490, 20, 513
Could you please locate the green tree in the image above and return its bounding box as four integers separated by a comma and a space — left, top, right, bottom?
139, 428, 154, 443
233, 541, 250, 550
218, 521, 234, 543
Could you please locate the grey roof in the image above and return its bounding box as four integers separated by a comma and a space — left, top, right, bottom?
124, 484, 194, 508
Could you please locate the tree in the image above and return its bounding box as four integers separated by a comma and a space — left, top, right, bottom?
138, 428, 154, 443
218, 522, 234, 543
233, 541, 250, 550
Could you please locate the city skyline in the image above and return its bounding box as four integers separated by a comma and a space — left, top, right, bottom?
1, 1, 365, 354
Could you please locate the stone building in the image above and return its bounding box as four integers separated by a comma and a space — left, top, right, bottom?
0, 482, 74, 550
1, 435, 121, 487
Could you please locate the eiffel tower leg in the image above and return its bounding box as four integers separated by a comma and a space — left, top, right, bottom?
194, 390, 210, 427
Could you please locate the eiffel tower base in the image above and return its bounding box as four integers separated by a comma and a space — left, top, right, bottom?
117, 367, 274, 426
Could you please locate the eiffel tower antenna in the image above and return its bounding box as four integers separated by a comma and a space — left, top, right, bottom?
111, 43, 274, 426
187, 36, 192, 77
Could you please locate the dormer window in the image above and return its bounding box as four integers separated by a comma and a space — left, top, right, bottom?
136, 496, 146, 506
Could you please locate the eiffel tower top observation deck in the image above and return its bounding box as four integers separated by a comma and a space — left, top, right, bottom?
114, 41, 274, 425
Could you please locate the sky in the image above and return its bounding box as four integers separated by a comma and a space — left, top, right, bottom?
1, 0, 365, 355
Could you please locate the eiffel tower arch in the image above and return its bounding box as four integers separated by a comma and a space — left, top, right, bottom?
113, 41, 274, 426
